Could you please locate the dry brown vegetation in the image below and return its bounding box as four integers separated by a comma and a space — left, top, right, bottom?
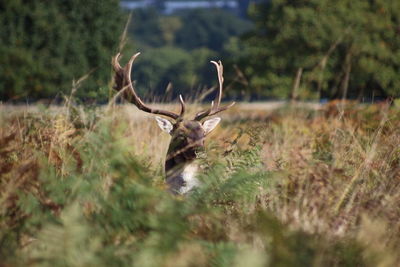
0, 101, 399, 266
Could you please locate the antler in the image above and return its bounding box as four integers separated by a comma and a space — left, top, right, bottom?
112, 52, 185, 120
194, 60, 235, 121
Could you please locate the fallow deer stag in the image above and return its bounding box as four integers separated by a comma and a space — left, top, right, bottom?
112, 52, 234, 195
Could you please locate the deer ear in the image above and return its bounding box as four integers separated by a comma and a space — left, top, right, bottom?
155, 116, 173, 134
203, 117, 221, 134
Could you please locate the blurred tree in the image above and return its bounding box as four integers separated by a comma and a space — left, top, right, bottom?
238, 0, 251, 18
131, 46, 217, 98
0, 0, 124, 101
159, 16, 183, 46
129, 8, 166, 48
175, 9, 252, 51
126, 8, 251, 99
129, 9, 183, 48
240, 0, 400, 100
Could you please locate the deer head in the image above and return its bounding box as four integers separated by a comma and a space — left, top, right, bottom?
112, 52, 235, 194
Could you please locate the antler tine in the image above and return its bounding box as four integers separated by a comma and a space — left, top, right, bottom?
179, 94, 185, 118
194, 61, 235, 121
112, 53, 123, 71
210, 60, 223, 107
113, 52, 184, 120
112, 53, 124, 91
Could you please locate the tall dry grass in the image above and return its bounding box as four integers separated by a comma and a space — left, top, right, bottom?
0, 101, 399, 266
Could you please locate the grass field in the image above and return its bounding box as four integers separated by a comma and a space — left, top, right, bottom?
1, 101, 399, 266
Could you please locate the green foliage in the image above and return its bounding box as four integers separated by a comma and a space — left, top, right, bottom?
240, 0, 400, 99
5, 105, 399, 265
131, 46, 217, 96
129, 8, 170, 47
175, 9, 252, 51
0, 0, 124, 101
127, 8, 251, 97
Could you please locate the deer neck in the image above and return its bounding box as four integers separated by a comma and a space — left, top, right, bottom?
165, 149, 199, 178
164, 145, 201, 195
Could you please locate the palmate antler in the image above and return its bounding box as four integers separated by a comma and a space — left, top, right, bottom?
112, 53, 234, 121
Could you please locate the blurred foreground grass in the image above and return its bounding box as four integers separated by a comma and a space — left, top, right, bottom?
0, 102, 399, 266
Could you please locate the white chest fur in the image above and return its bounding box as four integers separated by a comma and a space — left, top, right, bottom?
179, 163, 200, 194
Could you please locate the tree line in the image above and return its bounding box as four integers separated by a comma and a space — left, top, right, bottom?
240, 0, 400, 100
1, 0, 399, 102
